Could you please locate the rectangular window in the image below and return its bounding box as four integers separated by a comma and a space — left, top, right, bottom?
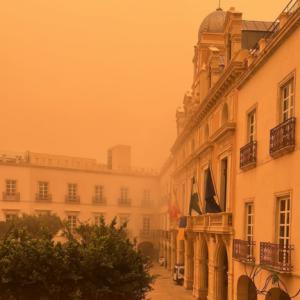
94, 214, 105, 226
142, 189, 151, 207
94, 185, 104, 203
38, 182, 49, 200
220, 157, 228, 212
277, 196, 291, 264
119, 214, 130, 226
68, 184, 78, 201
5, 213, 18, 222
67, 215, 77, 232
203, 168, 209, 212
280, 79, 294, 122
6, 180, 16, 195
245, 202, 254, 259
245, 203, 254, 242
119, 187, 130, 205
247, 109, 256, 142
142, 216, 151, 235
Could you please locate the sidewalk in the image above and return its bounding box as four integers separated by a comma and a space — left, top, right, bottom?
148, 264, 194, 300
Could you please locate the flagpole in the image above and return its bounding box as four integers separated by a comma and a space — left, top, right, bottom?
209, 162, 221, 205
188, 177, 194, 216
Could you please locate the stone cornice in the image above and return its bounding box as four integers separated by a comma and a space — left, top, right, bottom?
237, 8, 300, 89
171, 61, 245, 154
0, 162, 159, 179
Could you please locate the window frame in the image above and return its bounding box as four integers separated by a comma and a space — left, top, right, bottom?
247, 109, 257, 143
94, 185, 104, 203
68, 183, 78, 200
245, 202, 254, 242
277, 72, 296, 123
5, 179, 17, 195
38, 181, 49, 200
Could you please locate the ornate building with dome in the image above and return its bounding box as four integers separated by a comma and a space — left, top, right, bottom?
158, 1, 300, 299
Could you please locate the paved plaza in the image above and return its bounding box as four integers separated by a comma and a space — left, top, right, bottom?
148, 265, 194, 300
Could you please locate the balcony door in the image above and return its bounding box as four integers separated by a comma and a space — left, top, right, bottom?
277, 196, 291, 265
280, 78, 294, 122
220, 157, 228, 212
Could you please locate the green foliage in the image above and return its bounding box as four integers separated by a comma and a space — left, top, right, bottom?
0, 214, 62, 239
0, 216, 154, 300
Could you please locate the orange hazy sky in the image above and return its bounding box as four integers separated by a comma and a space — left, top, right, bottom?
0, 0, 288, 169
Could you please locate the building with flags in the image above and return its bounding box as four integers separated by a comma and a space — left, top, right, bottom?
158, 1, 300, 300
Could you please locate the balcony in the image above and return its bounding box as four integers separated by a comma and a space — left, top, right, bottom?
190, 212, 233, 234
240, 141, 257, 170
3, 192, 20, 201
65, 195, 80, 203
92, 196, 106, 205
260, 242, 294, 273
139, 230, 153, 239
233, 239, 256, 263
36, 194, 52, 202
270, 117, 296, 158
118, 198, 131, 207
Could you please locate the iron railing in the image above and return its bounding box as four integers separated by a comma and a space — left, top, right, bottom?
65, 195, 80, 203
118, 198, 131, 206
233, 239, 256, 263
36, 194, 52, 202
92, 196, 107, 205
252, 0, 299, 52
260, 242, 294, 273
240, 141, 257, 169
3, 192, 20, 201
270, 117, 296, 157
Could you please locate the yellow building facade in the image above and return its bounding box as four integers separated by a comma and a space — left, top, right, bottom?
0, 146, 160, 249
159, 1, 300, 300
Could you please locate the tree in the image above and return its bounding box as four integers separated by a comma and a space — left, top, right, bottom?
0, 214, 62, 239
0, 216, 154, 300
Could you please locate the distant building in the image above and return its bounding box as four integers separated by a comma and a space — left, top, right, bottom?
0, 146, 159, 248
158, 1, 300, 300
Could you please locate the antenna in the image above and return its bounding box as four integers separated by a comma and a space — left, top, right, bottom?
218, 0, 222, 10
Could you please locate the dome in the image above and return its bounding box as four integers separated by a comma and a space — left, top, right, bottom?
198, 9, 226, 38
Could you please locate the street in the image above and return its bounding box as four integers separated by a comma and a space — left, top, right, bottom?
148, 264, 194, 300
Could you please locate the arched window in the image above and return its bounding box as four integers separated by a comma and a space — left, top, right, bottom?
221, 103, 229, 125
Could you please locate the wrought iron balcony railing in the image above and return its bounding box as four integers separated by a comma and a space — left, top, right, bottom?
260, 242, 294, 273
240, 141, 257, 169
233, 239, 256, 263
36, 194, 52, 202
65, 195, 80, 203
270, 117, 296, 157
3, 192, 20, 201
118, 198, 131, 206
92, 196, 107, 205
139, 230, 153, 238
252, 0, 299, 53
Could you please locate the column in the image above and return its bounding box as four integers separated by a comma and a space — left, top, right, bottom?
193, 234, 200, 298
170, 231, 177, 272
207, 237, 217, 300
184, 232, 194, 290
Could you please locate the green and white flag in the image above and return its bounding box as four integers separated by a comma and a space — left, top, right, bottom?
189, 176, 202, 216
